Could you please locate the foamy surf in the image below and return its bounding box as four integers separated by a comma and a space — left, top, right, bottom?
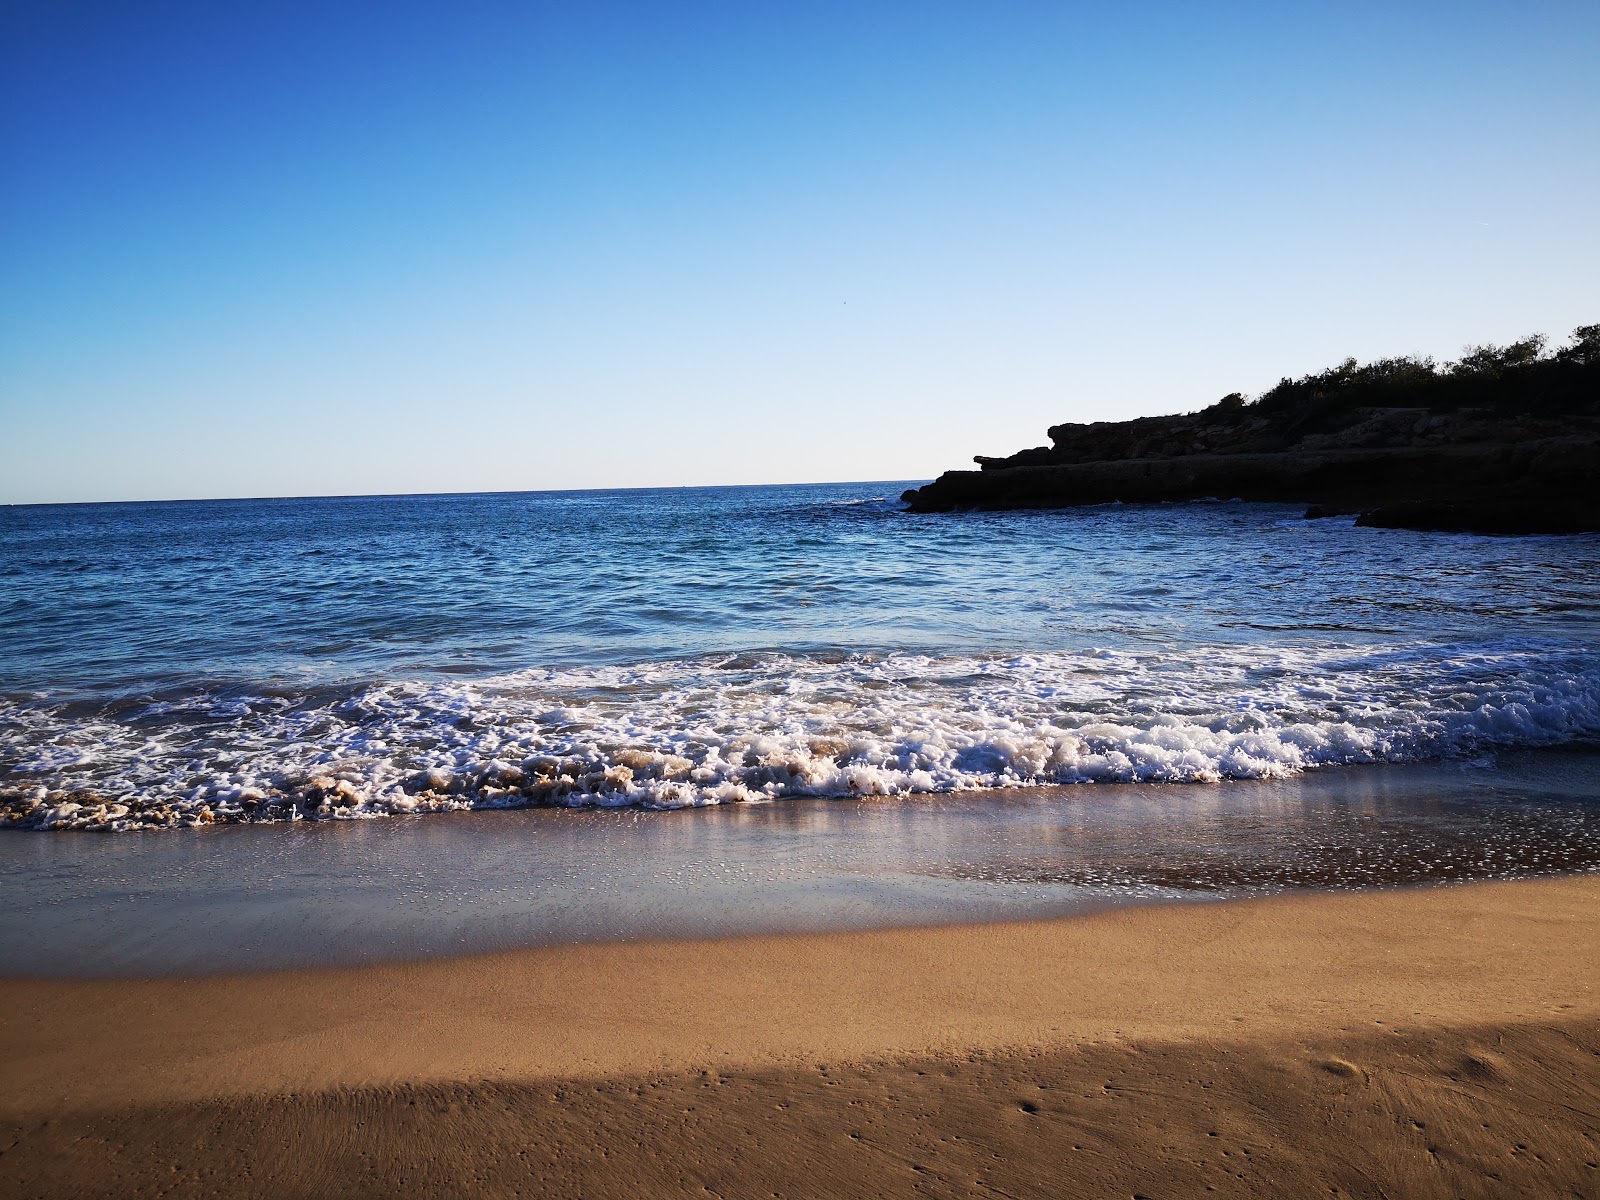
3, 640, 1597, 830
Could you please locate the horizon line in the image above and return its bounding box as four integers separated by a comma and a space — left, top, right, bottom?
0, 477, 934, 510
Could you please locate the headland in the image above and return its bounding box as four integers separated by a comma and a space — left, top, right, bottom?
903, 325, 1600, 533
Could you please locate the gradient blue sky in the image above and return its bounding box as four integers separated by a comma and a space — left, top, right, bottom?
3, 0, 1597, 503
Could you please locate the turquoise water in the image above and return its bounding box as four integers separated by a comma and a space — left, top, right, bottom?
3, 484, 1598, 829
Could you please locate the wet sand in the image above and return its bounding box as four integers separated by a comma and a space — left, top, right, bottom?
4, 875, 1598, 1197
6, 750, 1599, 977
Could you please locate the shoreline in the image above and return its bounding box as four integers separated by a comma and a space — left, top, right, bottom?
6, 750, 1600, 979
4, 875, 1597, 1196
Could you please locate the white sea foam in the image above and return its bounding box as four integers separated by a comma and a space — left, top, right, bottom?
2, 640, 1597, 830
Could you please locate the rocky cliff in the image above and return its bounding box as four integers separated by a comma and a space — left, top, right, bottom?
901, 326, 1600, 533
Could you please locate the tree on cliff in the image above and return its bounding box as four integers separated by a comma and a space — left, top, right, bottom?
1556, 325, 1600, 366
1216, 324, 1598, 423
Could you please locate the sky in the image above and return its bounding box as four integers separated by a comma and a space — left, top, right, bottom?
2, 0, 1597, 503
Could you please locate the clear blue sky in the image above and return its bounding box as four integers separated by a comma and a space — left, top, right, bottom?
3, 0, 1597, 503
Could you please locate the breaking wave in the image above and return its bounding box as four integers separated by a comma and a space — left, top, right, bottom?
4, 639, 1598, 830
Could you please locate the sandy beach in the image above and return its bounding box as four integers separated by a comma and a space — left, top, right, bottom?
4, 873, 1597, 1197
8, 1, 1599, 1196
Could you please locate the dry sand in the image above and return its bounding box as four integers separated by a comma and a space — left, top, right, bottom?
3, 875, 1598, 1198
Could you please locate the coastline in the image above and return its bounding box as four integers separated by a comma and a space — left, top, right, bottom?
5, 875, 1598, 1196
7, 750, 1599, 978
899, 332, 1600, 531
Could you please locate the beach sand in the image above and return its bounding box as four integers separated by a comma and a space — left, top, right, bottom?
3, 875, 1597, 1198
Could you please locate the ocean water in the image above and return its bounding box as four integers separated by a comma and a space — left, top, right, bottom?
3, 483, 1599, 831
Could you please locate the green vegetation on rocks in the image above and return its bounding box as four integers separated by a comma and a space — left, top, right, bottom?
903, 325, 1600, 533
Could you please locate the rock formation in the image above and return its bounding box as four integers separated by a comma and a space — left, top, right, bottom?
901, 327, 1600, 533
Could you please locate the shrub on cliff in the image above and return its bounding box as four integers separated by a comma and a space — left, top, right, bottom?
1213, 324, 1598, 426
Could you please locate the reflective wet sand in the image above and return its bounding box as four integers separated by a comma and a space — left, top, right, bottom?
3, 748, 1597, 977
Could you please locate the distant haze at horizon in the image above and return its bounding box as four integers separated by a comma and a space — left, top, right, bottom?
3, 0, 1596, 504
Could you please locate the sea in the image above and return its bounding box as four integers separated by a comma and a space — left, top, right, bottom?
3, 483, 1599, 973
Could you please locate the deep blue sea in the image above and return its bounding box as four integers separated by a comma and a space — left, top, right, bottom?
3, 483, 1599, 831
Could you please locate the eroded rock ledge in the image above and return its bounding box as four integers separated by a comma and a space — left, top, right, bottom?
902, 327, 1600, 534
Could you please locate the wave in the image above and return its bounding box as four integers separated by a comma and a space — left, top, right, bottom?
2, 640, 1597, 830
